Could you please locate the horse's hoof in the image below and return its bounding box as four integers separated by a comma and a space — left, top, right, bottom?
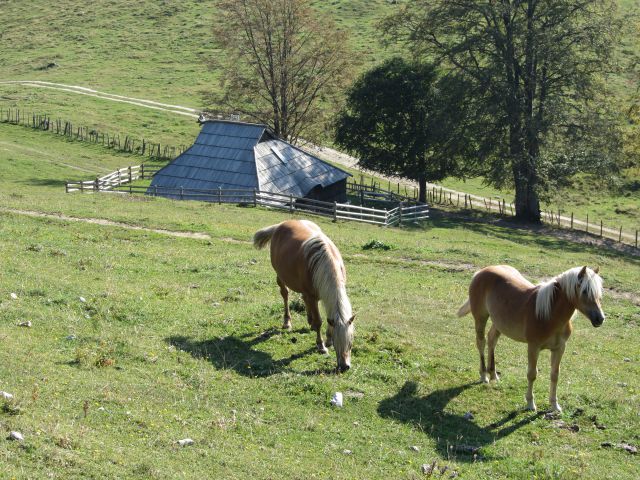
491, 374, 500, 382
282, 321, 292, 330
550, 402, 562, 412
526, 402, 537, 412
480, 375, 489, 384
317, 345, 329, 354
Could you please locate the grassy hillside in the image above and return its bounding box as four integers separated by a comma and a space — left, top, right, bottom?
1, 122, 639, 479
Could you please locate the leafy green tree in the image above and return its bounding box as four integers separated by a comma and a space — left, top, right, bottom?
334, 57, 471, 203
383, 0, 623, 222
209, 0, 353, 143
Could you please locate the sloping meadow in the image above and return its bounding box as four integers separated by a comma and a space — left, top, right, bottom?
1, 134, 638, 478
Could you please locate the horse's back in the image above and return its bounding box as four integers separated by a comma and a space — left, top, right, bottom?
469, 265, 536, 340
270, 220, 321, 293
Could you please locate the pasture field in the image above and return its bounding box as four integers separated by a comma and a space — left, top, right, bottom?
1, 124, 639, 479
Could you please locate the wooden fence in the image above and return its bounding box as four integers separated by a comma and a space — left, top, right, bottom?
65, 164, 160, 192
65, 166, 428, 227
0, 107, 185, 161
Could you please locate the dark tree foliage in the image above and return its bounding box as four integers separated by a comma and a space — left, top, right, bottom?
383, 0, 623, 222
334, 57, 471, 203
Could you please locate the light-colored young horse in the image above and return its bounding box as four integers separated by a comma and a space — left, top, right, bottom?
253, 220, 355, 372
457, 265, 605, 412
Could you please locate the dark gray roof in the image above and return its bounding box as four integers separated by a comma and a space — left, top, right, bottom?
148, 120, 350, 197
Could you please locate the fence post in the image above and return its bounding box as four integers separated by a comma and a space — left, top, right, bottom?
586, 214, 589, 233
218, 186, 222, 205
65, 182, 68, 193
600, 220, 603, 238
154, 185, 158, 197
619, 226, 622, 243
398, 202, 403, 226
333, 202, 337, 222
180, 187, 184, 200
289, 194, 293, 213
636, 230, 638, 249
141, 164, 145, 179
570, 212, 573, 229
128, 166, 132, 184
94, 176, 99, 191
254, 188, 257, 206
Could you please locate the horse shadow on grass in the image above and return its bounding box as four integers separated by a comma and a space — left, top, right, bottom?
166, 327, 322, 378
378, 381, 542, 462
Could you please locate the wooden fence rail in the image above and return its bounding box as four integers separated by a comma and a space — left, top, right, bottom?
66, 169, 428, 227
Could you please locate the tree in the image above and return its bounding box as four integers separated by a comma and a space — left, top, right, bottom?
334, 57, 471, 203
383, 0, 623, 222
209, 0, 353, 143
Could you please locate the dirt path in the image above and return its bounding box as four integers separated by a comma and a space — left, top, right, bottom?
0, 80, 199, 119
0, 208, 211, 240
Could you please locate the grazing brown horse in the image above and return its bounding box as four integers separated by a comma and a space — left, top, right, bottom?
253, 220, 355, 372
457, 265, 605, 412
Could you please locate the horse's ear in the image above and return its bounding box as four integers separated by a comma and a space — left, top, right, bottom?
593, 266, 600, 274
327, 317, 335, 327
348, 314, 356, 325
578, 266, 587, 280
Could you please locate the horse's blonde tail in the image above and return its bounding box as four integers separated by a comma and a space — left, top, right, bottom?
253, 224, 279, 249
457, 298, 471, 317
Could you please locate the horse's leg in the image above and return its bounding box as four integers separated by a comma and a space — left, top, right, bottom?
487, 325, 501, 382
473, 313, 489, 383
526, 344, 540, 411
277, 277, 292, 330
325, 322, 334, 348
303, 294, 328, 354
549, 343, 566, 412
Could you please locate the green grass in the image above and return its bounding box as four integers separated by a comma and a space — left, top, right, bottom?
1, 120, 639, 479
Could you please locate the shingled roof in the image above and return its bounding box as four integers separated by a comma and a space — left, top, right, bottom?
148, 120, 350, 198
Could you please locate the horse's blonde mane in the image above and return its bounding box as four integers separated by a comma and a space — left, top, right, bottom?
302, 234, 352, 324
536, 267, 603, 321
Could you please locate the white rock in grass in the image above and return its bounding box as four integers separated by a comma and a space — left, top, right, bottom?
342, 449, 352, 455
410, 445, 420, 452
330, 392, 343, 408
10, 293, 18, 300
177, 438, 194, 447
9, 431, 24, 442
17, 321, 32, 328
0, 391, 14, 400
79, 296, 86, 303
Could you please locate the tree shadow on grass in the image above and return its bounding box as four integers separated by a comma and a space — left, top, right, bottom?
403, 208, 639, 262
166, 327, 319, 378
378, 381, 542, 462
